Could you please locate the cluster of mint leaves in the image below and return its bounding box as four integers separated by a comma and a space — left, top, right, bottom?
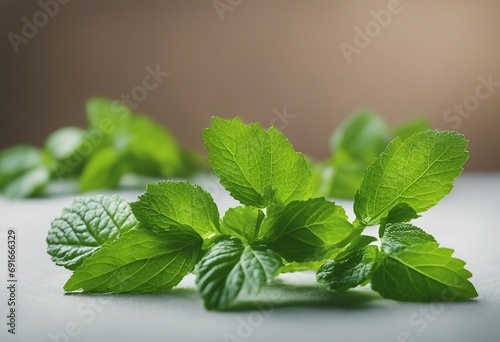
312, 111, 430, 199
46, 117, 477, 310
0, 97, 201, 199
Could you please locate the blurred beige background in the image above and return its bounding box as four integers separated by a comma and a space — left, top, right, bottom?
1, 0, 499, 170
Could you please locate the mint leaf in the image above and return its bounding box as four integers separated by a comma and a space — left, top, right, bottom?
263, 198, 354, 262
126, 115, 183, 176
4, 165, 50, 199
379, 222, 435, 254
0, 145, 49, 198
203, 117, 312, 208
328, 112, 389, 198
86, 97, 131, 131
195, 238, 282, 310
64, 228, 201, 293
354, 131, 469, 225
371, 223, 477, 301
130, 181, 220, 239
0, 145, 43, 189
379, 203, 419, 237
45, 127, 86, 167
220, 206, 265, 243
80, 147, 128, 192
46, 195, 138, 270
317, 245, 378, 292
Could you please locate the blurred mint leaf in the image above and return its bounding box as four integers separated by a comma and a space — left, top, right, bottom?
45, 127, 88, 176
80, 147, 128, 192
126, 115, 183, 176
0, 145, 43, 189
47, 195, 138, 270
195, 238, 282, 310
204, 117, 312, 208
86, 97, 132, 132
64, 228, 202, 293
354, 131, 469, 225
328, 112, 389, 198
3, 165, 50, 199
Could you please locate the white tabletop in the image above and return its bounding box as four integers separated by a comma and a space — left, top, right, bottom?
1, 173, 499, 342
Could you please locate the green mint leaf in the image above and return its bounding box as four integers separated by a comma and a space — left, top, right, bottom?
44, 127, 88, 174
46, 195, 138, 270
86, 97, 131, 131
4, 165, 50, 199
354, 130, 469, 225
203, 117, 312, 208
379, 203, 419, 237
80, 147, 128, 192
263, 198, 354, 262
126, 115, 183, 176
328, 112, 389, 198
371, 223, 477, 301
220, 206, 265, 243
317, 245, 378, 292
0, 145, 43, 189
130, 181, 220, 239
393, 117, 431, 141
195, 238, 282, 310
379, 222, 435, 255
64, 228, 202, 293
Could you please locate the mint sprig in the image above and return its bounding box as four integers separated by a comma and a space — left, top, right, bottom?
46, 116, 477, 310
0, 97, 203, 199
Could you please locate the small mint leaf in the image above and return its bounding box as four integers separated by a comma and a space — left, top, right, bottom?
195, 238, 282, 310
220, 206, 265, 243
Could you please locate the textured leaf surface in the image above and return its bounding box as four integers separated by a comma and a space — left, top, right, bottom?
372, 223, 477, 301
130, 181, 220, 239
64, 229, 202, 293
195, 238, 282, 310
379, 203, 420, 237
220, 206, 265, 243
263, 198, 354, 262
47, 195, 138, 270
317, 245, 378, 291
354, 131, 469, 225
203, 117, 312, 207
